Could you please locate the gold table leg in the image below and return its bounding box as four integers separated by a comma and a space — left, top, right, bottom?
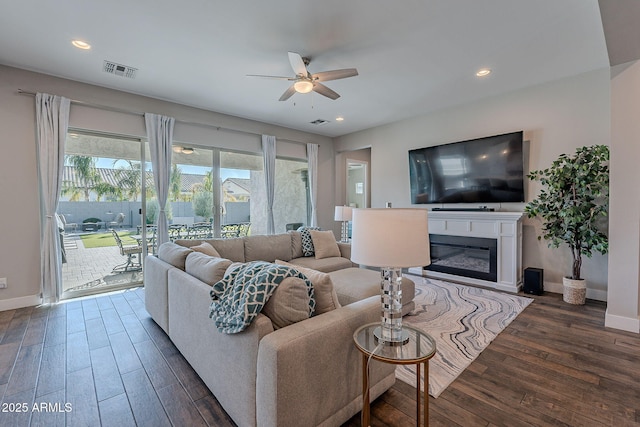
362, 353, 370, 427
424, 361, 429, 427
416, 361, 429, 427
416, 362, 421, 426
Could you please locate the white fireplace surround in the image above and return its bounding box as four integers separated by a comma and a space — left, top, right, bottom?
409, 211, 524, 293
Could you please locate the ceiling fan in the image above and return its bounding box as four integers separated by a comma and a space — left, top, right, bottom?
248, 52, 358, 101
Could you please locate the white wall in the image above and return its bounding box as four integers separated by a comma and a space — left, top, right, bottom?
0, 65, 333, 310
335, 68, 611, 300
606, 60, 640, 333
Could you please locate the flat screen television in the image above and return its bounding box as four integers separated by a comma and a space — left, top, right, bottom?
408, 131, 524, 204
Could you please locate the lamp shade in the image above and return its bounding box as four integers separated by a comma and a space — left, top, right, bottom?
351, 208, 430, 268
334, 206, 353, 222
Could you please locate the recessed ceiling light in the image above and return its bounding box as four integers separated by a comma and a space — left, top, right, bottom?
476, 68, 491, 77
71, 40, 91, 50
335, 116, 344, 122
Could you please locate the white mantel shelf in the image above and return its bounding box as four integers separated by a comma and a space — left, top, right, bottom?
409, 211, 524, 293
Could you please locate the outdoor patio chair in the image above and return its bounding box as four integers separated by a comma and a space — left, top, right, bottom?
108, 212, 126, 229
111, 229, 142, 272
187, 223, 213, 239
238, 222, 251, 237
168, 224, 188, 241
221, 223, 241, 238
60, 214, 78, 233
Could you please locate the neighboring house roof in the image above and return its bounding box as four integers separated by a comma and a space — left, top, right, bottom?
223, 178, 250, 197
62, 166, 208, 193
180, 173, 207, 193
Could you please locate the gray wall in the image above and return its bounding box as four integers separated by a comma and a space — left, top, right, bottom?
606, 60, 640, 332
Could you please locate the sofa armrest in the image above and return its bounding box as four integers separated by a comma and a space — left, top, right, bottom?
256, 296, 396, 427
337, 241, 352, 260
144, 255, 173, 333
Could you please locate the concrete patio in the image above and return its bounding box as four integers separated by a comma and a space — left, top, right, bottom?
61, 231, 143, 298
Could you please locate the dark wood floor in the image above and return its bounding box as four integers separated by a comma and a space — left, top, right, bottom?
0, 288, 638, 427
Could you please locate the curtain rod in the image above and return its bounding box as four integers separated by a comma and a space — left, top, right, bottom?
17, 89, 309, 146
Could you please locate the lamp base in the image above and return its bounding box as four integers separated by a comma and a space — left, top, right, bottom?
340, 221, 349, 243
373, 326, 410, 346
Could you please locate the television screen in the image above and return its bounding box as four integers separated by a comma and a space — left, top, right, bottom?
408, 131, 524, 204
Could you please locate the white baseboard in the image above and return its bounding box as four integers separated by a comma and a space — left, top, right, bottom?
605, 309, 640, 333
0, 294, 42, 311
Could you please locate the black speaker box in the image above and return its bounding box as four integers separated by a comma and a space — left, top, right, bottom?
523, 267, 544, 295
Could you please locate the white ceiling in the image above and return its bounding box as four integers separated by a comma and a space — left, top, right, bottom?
0, 0, 609, 137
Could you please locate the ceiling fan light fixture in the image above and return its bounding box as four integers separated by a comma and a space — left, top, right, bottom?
294, 80, 313, 94
172, 146, 194, 154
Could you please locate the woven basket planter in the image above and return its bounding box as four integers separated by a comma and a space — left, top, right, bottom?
562, 277, 586, 305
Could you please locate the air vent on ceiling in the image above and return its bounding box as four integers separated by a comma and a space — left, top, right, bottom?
103, 61, 138, 79
310, 119, 330, 125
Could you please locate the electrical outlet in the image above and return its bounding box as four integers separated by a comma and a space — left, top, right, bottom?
0, 277, 6, 289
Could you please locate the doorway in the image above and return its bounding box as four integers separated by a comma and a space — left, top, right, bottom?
346, 159, 368, 209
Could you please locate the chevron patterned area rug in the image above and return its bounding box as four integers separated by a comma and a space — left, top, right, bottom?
396, 275, 533, 398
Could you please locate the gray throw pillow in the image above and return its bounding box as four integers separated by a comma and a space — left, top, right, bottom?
262, 277, 312, 329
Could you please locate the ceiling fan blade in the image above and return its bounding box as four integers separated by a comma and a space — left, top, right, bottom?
288, 52, 308, 77
246, 74, 294, 80
312, 82, 340, 100
312, 68, 359, 82
279, 85, 297, 101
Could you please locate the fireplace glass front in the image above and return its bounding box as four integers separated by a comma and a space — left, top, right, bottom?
426, 234, 498, 282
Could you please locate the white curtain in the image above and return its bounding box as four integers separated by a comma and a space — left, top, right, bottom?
145, 113, 175, 246
262, 135, 276, 234
36, 93, 70, 304
307, 143, 319, 227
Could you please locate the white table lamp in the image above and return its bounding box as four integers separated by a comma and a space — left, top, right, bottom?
351, 208, 430, 345
334, 206, 353, 243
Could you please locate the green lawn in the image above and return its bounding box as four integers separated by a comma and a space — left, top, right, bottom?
79, 231, 137, 248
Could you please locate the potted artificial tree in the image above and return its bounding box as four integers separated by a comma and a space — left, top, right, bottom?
525, 145, 609, 305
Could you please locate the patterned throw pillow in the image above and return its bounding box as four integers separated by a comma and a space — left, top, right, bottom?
297, 226, 321, 257
209, 261, 315, 333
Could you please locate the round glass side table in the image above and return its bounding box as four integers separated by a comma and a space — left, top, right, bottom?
353, 323, 436, 427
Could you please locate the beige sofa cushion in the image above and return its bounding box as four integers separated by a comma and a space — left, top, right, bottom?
276, 260, 341, 314
185, 252, 232, 286
176, 238, 246, 262
158, 242, 192, 270
262, 276, 312, 329
190, 241, 221, 257
289, 256, 353, 273
289, 231, 304, 259
309, 230, 340, 259
244, 234, 292, 262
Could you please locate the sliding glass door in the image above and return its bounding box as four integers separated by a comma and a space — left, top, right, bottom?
168, 145, 309, 238
59, 131, 147, 298
169, 146, 260, 238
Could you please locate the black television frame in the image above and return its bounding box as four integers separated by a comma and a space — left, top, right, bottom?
408, 131, 525, 205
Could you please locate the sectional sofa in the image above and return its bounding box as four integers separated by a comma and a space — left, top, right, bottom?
144, 231, 415, 427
